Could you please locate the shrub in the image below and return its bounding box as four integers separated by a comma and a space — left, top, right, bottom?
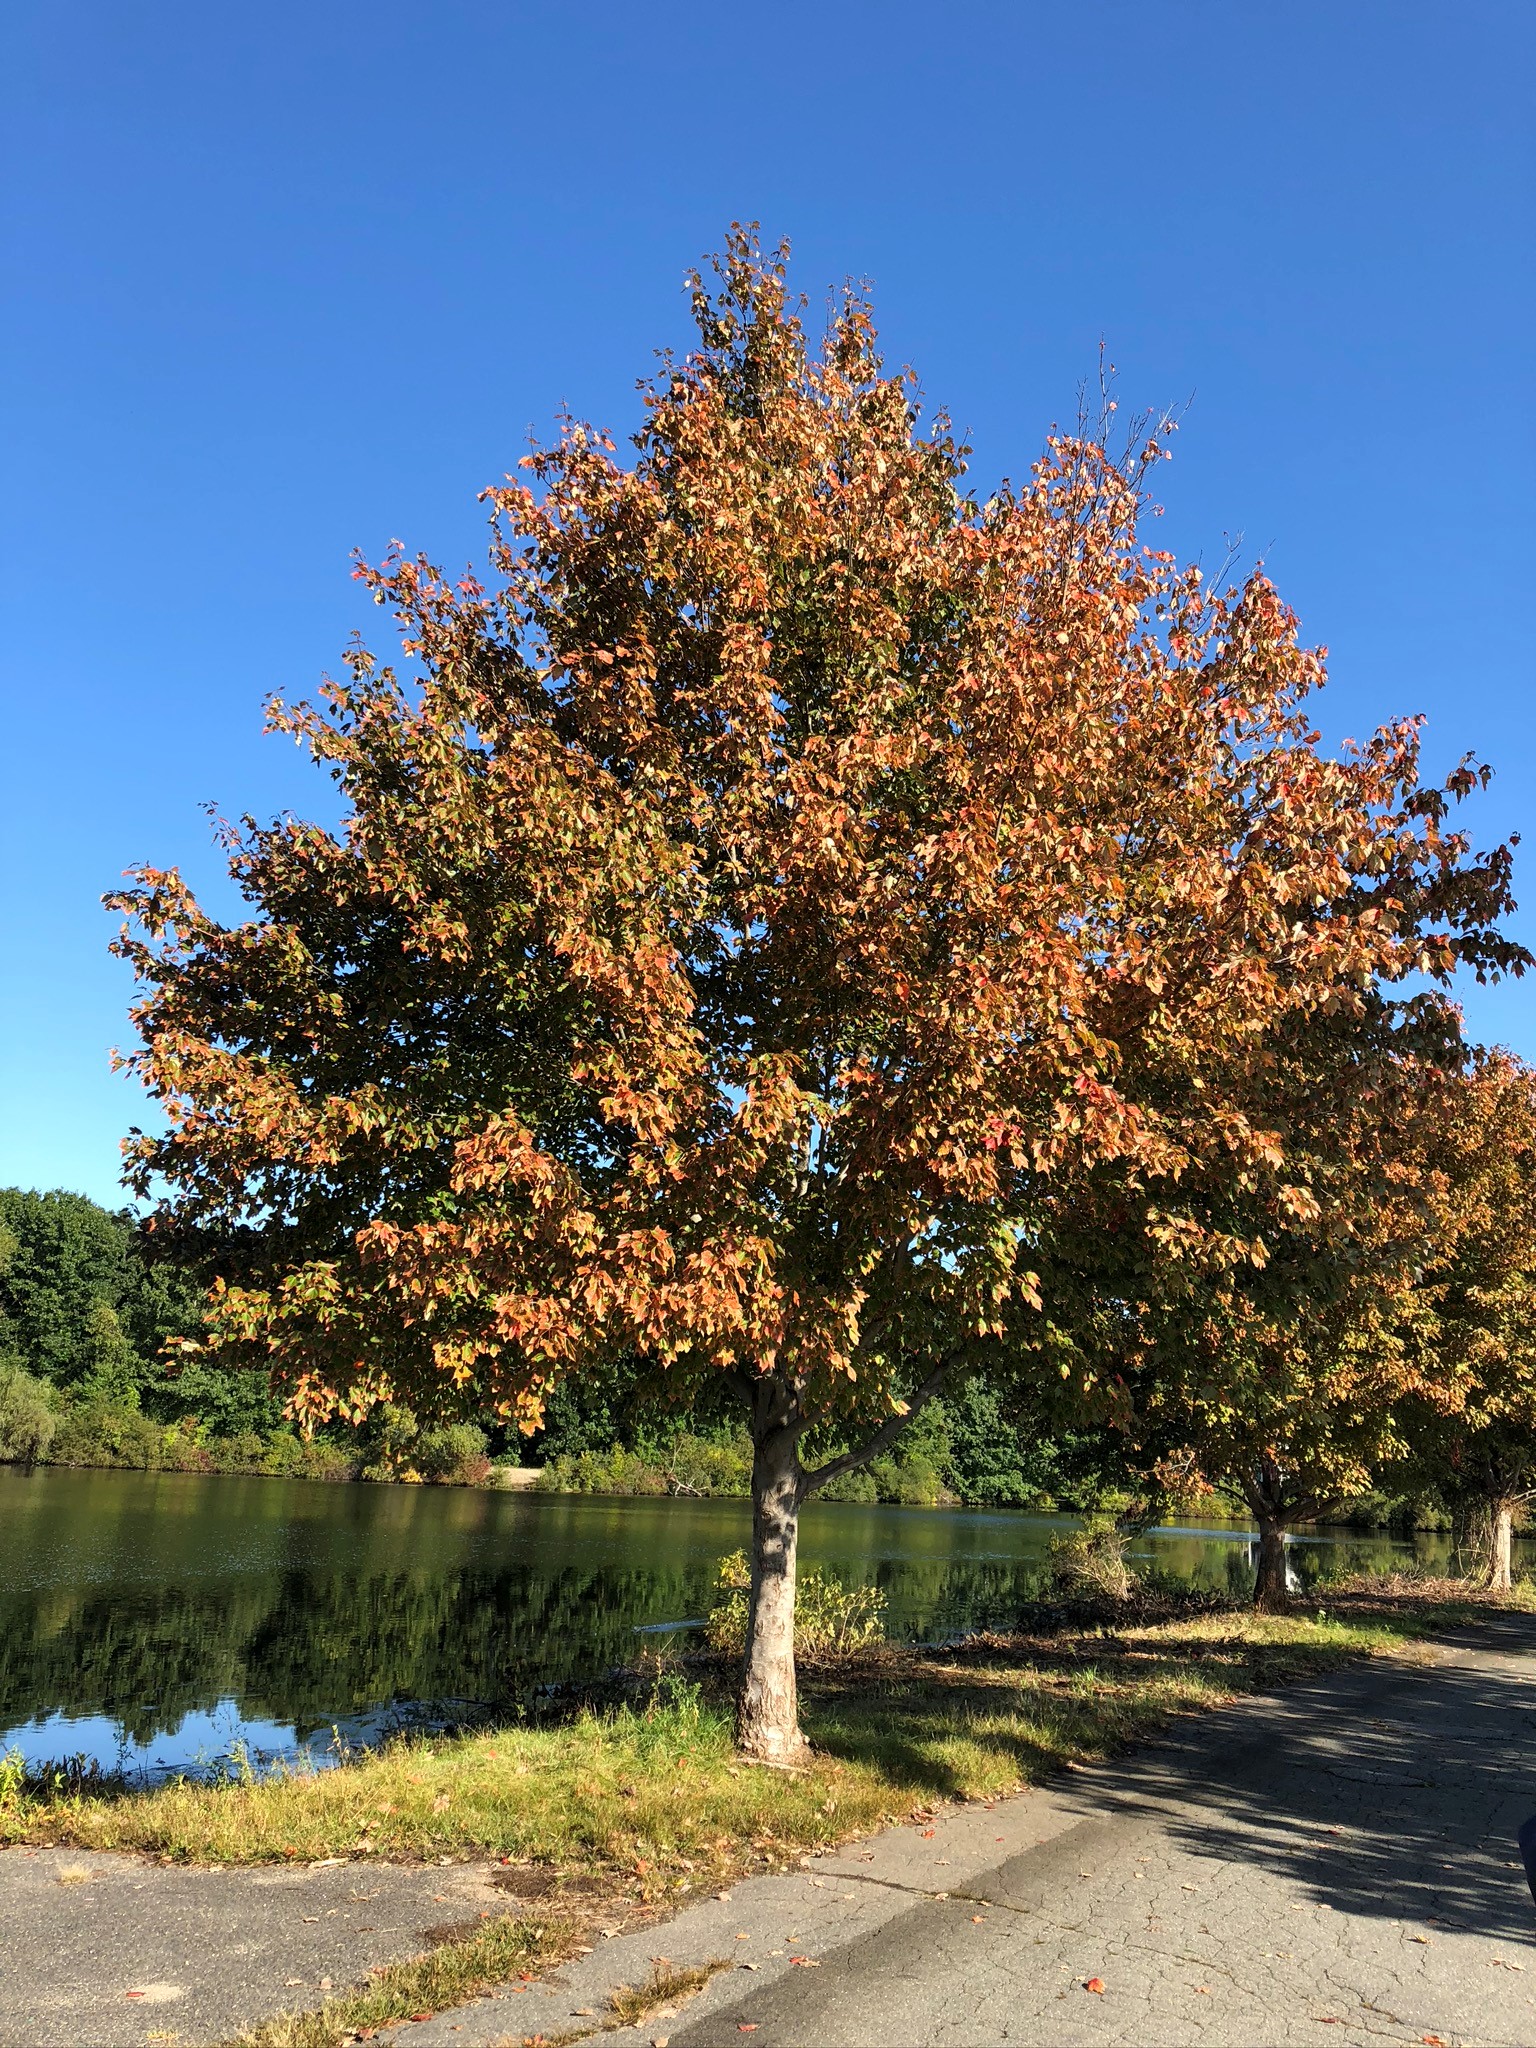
0, 1364, 56, 1464
1046, 1514, 1134, 1602
414, 1422, 490, 1483
48, 1398, 164, 1470
360, 1402, 421, 1480
705, 1549, 887, 1658
659, 1434, 752, 1496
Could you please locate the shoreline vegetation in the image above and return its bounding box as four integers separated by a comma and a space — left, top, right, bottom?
4, 1577, 1528, 2048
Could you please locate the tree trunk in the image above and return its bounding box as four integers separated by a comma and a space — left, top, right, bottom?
736, 1416, 811, 1765
1253, 1517, 1291, 1613
1490, 1500, 1515, 1593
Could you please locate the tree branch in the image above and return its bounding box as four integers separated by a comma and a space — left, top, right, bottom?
799, 1362, 951, 1500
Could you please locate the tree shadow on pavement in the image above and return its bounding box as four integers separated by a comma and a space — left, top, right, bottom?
1078, 1608, 1536, 1946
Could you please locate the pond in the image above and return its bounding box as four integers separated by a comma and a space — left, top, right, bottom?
0, 1466, 1511, 1780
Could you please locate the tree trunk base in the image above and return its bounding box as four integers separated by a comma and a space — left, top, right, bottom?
734, 1727, 815, 1769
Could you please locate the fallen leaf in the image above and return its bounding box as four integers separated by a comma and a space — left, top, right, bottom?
920, 1828, 935, 1838
432, 1794, 451, 1813
1083, 1978, 1105, 1995
738, 2028, 759, 2035
788, 1956, 821, 1968
971, 1915, 986, 1924
738, 1961, 759, 1971
1194, 1985, 1210, 1995
1422, 2036, 1446, 2045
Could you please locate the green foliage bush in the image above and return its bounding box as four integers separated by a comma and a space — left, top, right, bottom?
37, 1397, 359, 1480
705, 1549, 887, 1657
414, 1422, 491, 1483
538, 1434, 753, 1497
0, 1364, 56, 1464
49, 1398, 165, 1470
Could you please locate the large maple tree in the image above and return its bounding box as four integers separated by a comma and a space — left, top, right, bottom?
112, 232, 1519, 1753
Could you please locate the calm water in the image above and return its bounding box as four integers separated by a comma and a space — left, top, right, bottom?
0, 1466, 1512, 1779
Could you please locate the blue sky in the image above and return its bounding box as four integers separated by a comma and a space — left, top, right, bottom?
3, 0, 1532, 1208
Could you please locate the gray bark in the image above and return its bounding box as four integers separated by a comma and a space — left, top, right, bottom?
736, 1415, 811, 1764
1253, 1516, 1291, 1612
1490, 1500, 1515, 1593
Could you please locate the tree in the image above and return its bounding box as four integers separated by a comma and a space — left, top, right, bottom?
0, 1187, 202, 1397
1392, 1053, 1536, 1590
0, 1364, 55, 1465
1043, 991, 1524, 1610
110, 231, 1518, 1756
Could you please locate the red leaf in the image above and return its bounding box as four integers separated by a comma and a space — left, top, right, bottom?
1083, 1978, 1105, 1995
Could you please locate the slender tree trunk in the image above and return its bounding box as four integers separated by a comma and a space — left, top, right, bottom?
736, 1415, 811, 1765
1253, 1516, 1291, 1613
1490, 1499, 1515, 1593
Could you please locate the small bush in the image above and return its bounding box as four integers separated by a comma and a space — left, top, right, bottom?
0, 1365, 56, 1464
414, 1422, 490, 1483
48, 1398, 164, 1470
538, 1438, 742, 1497
1046, 1515, 1134, 1602
705, 1549, 887, 1658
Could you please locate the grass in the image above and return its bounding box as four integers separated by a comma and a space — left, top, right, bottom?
214, 1909, 576, 2046
5, 1582, 1527, 2047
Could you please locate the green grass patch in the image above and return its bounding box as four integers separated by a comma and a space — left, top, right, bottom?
214, 1909, 575, 2047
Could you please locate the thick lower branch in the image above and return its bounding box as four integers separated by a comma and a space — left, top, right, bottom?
800, 1362, 950, 1500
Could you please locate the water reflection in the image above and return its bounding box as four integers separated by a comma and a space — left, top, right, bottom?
0, 1468, 1513, 1778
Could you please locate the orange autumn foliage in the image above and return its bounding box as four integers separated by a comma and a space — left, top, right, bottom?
111, 229, 1520, 1740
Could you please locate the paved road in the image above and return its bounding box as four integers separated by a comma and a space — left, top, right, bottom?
413, 1612, 1536, 2048
0, 1849, 505, 2047
4, 1614, 1533, 2047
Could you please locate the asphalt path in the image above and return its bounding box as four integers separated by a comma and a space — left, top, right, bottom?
415, 1611, 1536, 2048
3, 1612, 1533, 2047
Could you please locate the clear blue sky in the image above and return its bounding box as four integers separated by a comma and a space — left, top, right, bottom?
3, 0, 1532, 1209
